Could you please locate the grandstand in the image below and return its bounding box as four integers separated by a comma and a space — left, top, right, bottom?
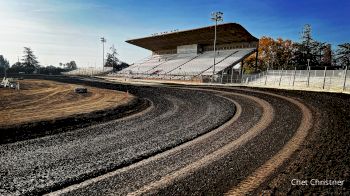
111, 23, 259, 82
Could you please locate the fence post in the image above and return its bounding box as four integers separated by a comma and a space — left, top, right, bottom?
292, 67, 296, 87
343, 66, 348, 91
265, 68, 269, 85
322, 66, 327, 89
307, 66, 311, 87
279, 68, 283, 86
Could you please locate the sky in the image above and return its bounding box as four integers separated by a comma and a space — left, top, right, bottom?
0, 0, 349, 68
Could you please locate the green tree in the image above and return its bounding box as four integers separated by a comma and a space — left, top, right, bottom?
105, 53, 119, 67
104, 45, 129, 71
0, 55, 10, 76
336, 43, 350, 67
0, 55, 10, 69
21, 47, 40, 73
293, 24, 331, 67
65, 61, 77, 70
105, 46, 119, 67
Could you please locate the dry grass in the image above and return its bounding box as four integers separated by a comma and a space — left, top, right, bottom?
0, 79, 133, 126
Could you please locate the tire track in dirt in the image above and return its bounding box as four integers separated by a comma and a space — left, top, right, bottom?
225, 90, 313, 195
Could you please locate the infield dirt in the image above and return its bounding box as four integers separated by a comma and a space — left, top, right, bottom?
0, 79, 132, 127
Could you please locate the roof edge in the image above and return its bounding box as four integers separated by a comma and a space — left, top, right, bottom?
126, 22, 257, 43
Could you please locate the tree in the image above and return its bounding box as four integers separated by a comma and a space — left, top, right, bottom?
336, 43, 350, 68
293, 24, 332, 67
38, 65, 66, 75
0, 55, 10, 76
105, 46, 119, 67
243, 36, 297, 73
105, 53, 119, 67
104, 45, 129, 71
0, 55, 10, 69
21, 47, 40, 73
65, 61, 77, 70
322, 44, 332, 66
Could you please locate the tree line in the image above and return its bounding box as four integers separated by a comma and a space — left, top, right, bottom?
244, 24, 350, 73
0, 45, 129, 76
0, 47, 78, 75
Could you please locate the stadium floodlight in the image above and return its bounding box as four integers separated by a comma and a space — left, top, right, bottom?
100, 37, 107, 71
211, 11, 224, 82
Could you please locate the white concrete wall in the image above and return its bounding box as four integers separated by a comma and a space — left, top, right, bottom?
177, 44, 198, 54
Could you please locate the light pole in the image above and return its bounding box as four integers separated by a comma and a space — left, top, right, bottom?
211, 11, 223, 82
100, 37, 106, 71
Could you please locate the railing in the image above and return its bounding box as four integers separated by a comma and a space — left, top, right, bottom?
245, 66, 349, 93
108, 66, 350, 93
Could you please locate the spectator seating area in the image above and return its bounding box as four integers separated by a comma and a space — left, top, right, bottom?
111, 48, 255, 80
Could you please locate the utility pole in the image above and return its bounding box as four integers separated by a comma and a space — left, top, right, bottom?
211, 11, 223, 83
100, 37, 106, 71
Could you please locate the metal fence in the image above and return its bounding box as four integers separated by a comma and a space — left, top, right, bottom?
109, 66, 349, 93
245, 67, 349, 93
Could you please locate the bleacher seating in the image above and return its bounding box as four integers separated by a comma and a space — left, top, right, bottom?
112, 48, 255, 80
201, 48, 255, 75
63, 67, 112, 76
168, 50, 237, 76
149, 53, 198, 75
120, 54, 177, 74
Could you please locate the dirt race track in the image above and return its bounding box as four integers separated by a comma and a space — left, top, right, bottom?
0, 76, 349, 195
0, 79, 132, 127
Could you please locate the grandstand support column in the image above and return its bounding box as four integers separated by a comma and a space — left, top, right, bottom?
343, 66, 348, 91
231, 66, 234, 83
227, 70, 229, 83
241, 60, 244, 83
255, 48, 258, 67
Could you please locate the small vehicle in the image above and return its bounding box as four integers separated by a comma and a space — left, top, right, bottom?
75, 87, 88, 93
1, 77, 18, 89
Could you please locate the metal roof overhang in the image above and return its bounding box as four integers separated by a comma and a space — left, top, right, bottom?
126, 23, 258, 51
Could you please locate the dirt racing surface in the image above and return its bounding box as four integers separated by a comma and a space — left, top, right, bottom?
0, 79, 132, 127
0, 76, 349, 195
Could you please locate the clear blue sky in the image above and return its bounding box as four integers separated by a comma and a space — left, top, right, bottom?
0, 0, 349, 67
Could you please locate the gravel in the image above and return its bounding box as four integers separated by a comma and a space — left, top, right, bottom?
0, 77, 235, 195
1, 76, 348, 195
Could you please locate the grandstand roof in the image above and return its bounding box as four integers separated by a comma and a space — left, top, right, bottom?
126, 23, 258, 51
